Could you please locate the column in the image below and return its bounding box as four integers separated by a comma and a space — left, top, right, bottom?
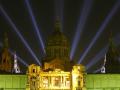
60, 76, 63, 88
63, 76, 66, 87
48, 76, 51, 87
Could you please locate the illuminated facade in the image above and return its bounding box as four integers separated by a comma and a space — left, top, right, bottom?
26, 64, 86, 90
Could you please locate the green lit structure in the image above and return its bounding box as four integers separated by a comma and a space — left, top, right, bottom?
0, 75, 27, 90
86, 74, 120, 90
0, 74, 120, 90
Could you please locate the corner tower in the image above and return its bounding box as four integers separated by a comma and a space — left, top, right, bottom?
43, 17, 72, 71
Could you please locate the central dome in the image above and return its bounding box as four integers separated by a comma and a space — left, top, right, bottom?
47, 30, 69, 46
43, 17, 72, 71
46, 18, 69, 47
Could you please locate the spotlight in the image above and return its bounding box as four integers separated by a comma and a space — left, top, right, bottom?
70, 0, 93, 60
9, 49, 29, 67
78, 0, 120, 64
0, 6, 41, 65
25, 0, 45, 54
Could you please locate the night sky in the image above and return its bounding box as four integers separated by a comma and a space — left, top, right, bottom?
0, 0, 120, 73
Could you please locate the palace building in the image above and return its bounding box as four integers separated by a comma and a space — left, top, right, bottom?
26, 18, 86, 90
0, 18, 120, 90
25, 18, 120, 90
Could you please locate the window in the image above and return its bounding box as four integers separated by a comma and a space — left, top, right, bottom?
33, 69, 35, 73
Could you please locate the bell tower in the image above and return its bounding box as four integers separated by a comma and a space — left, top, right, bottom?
105, 33, 120, 73
0, 33, 12, 72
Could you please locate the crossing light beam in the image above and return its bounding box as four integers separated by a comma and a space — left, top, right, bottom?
0, 5, 41, 66
78, 0, 120, 64
25, 0, 45, 54
70, 0, 93, 60
93, 68, 101, 73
